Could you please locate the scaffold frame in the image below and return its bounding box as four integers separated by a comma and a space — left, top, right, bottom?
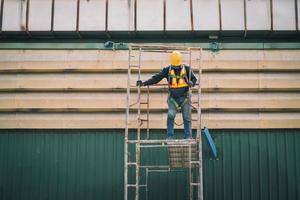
124, 44, 203, 200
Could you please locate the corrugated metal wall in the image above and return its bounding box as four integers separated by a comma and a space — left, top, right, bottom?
204, 129, 300, 200
0, 130, 124, 200
0, 129, 299, 200
0, 49, 299, 129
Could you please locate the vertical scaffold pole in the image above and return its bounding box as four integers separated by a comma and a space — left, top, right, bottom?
124, 46, 132, 200
146, 86, 150, 139
135, 47, 142, 200
189, 144, 193, 200
197, 49, 203, 200
188, 48, 193, 200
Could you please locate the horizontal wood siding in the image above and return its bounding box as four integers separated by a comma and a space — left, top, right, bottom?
0, 49, 299, 128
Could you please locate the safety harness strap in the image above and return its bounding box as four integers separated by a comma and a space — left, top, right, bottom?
169, 96, 189, 112
168, 64, 189, 89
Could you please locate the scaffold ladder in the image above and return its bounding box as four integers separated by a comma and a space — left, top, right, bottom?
125, 44, 203, 200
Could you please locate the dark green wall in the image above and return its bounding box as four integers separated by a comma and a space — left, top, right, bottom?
0, 129, 299, 200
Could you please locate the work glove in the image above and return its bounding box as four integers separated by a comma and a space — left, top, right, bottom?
188, 81, 194, 87
136, 80, 144, 87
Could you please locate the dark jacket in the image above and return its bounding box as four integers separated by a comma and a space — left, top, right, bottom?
143, 65, 197, 98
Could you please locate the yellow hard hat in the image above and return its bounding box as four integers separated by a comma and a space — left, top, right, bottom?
169, 51, 182, 66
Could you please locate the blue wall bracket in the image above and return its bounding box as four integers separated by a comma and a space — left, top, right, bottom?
104, 41, 127, 50
202, 127, 218, 158
209, 42, 220, 52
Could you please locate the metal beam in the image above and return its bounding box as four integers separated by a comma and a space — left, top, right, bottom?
270, 0, 273, 31
218, 0, 222, 31
50, 0, 55, 33
25, 0, 31, 38
134, 0, 137, 32
243, 0, 247, 38
0, 42, 299, 50
76, 0, 82, 39
163, 0, 166, 37
104, 0, 111, 38
0, 0, 5, 34
295, 0, 299, 31
189, 0, 194, 32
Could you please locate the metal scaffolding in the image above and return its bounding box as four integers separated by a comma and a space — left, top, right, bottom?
125, 44, 203, 200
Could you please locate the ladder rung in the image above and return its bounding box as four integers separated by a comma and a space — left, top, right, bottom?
129, 65, 140, 68
140, 102, 149, 104
127, 184, 137, 187
127, 162, 137, 166
190, 161, 200, 164
191, 183, 201, 186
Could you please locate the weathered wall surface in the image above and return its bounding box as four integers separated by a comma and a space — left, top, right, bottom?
0, 49, 299, 129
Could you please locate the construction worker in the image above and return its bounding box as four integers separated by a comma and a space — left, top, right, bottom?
136, 51, 197, 139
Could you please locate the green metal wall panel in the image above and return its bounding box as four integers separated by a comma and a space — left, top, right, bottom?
0, 129, 299, 200
202, 129, 300, 200
0, 130, 124, 200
